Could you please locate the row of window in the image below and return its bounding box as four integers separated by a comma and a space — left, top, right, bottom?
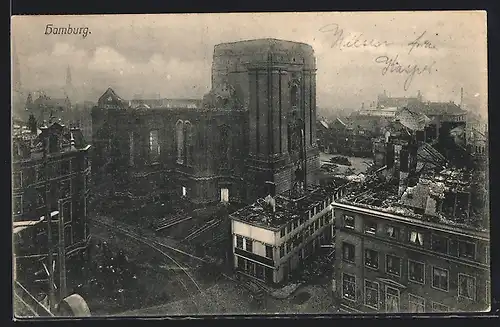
342, 242, 478, 298
343, 274, 453, 312
12, 178, 75, 216
235, 236, 274, 260
280, 206, 333, 238
13, 159, 75, 189
279, 215, 331, 258
343, 215, 478, 260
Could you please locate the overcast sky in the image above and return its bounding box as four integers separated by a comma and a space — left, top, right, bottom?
12, 12, 487, 116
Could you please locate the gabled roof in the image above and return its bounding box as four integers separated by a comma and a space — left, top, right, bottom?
395, 107, 431, 131
408, 101, 467, 116
98, 88, 127, 109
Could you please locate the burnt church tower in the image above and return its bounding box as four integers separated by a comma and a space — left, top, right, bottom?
209, 39, 320, 199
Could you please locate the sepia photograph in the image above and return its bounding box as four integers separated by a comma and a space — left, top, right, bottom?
11, 11, 489, 317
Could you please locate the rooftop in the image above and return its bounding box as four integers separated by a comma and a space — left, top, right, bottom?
337, 165, 486, 232
231, 180, 352, 230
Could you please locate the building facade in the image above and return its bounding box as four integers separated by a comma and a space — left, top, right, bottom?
230, 183, 352, 284
92, 39, 320, 206
12, 122, 91, 295
331, 123, 489, 313
333, 202, 490, 313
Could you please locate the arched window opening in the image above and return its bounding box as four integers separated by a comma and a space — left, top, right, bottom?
220, 125, 231, 169
291, 84, 298, 108
184, 121, 193, 166
176, 120, 184, 164
129, 132, 134, 166
149, 130, 160, 163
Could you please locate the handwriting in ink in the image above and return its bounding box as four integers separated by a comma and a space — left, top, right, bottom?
319, 23, 393, 50
375, 54, 436, 91
407, 31, 437, 54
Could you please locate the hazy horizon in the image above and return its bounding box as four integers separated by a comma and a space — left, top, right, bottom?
12, 12, 487, 116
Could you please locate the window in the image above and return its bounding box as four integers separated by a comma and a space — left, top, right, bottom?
13, 195, 22, 215
129, 132, 134, 166
364, 220, 377, 234
408, 260, 425, 284
486, 280, 491, 305
342, 242, 355, 263
386, 225, 400, 239
385, 286, 400, 312
36, 166, 45, 181
36, 187, 45, 207
342, 273, 356, 301
280, 228, 285, 238
185, 122, 194, 166
432, 267, 449, 291
279, 245, 284, 257
386, 254, 401, 276
265, 245, 273, 259
290, 84, 299, 108
149, 130, 160, 163
64, 225, 72, 246
84, 173, 91, 191
409, 231, 424, 246
458, 240, 476, 260
286, 241, 291, 253
344, 215, 355, 229
236, 235, 243, 249
220, 188, 229, 203
431, 234, 449, 254
182, 186, 187, 197
408, 294, 425, 313
13, 171, 22, 188
432, 302, 449, 312
245, 238, 253, 253
60, 159, 70, 175
364, 280, 379, 309
176, 120, 184, 164
365, 249, 379, 269
219, 125, 231, 169
59, 179, 71, 199
62, 201, 71, 223
458, 274, 476, 300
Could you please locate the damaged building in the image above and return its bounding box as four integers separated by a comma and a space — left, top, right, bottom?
91, 39, 320, 207
230, 180, 355, 285
332, 118, 490, 313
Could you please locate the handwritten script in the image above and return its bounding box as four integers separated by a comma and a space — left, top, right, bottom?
319, 24, 439, 90
374, 55, 436, 91
319, 23, 393, 50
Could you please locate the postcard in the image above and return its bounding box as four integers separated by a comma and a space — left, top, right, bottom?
11, 11, 489, 318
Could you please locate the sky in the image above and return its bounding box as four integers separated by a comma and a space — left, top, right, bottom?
11, 11, 487, 117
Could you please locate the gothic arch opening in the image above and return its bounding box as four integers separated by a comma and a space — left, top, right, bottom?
184, 121, 193, 166
176, 120, 184, 164
219, 125, 231, 169
291, 84, 299, 108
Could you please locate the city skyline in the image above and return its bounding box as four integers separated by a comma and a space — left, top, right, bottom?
12, 12, 487, 115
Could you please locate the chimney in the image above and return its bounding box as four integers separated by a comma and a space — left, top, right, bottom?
460, 87, 464, 108
264, 181, 276, 213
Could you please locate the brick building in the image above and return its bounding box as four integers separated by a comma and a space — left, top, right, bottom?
12, 122, 92, 297
331, 124, 489, 313
91, 39, 320, 206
